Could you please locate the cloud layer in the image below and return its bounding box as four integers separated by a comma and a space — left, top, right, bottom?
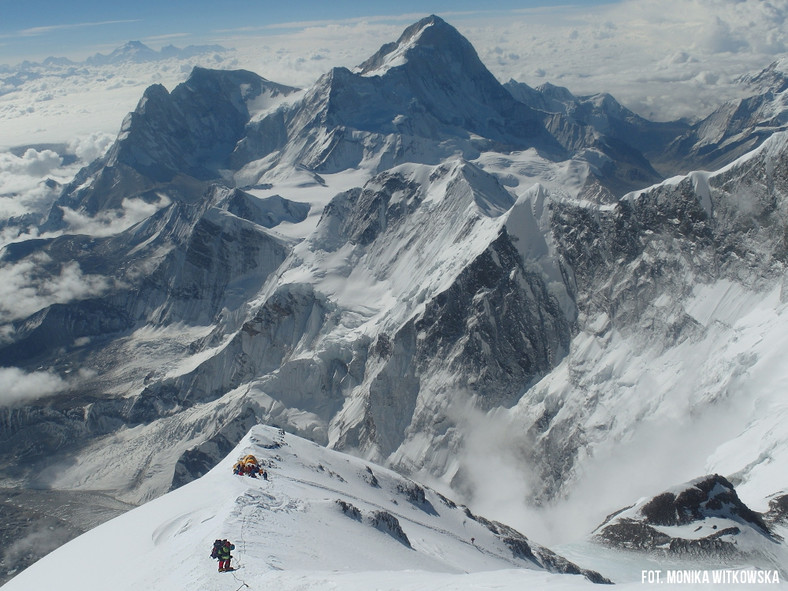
2, 1, 787, 153
459, 0, 788, 120
0, 254, 114, 324
220, 0, 788, 121
0, 367, 68, 406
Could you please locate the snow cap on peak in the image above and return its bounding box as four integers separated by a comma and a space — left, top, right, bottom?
87, 40, 158, 65
738, 57, 788, 94
396, 14, 452, 45
119, 40, 152, 51
356, 15, 479, 77
535, 82, 576, 103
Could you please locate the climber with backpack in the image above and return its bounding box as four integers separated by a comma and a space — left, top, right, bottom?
210, 538, 235, 572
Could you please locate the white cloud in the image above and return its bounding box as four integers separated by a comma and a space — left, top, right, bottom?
12, 20, 142, 38
0, 366, 67, 406
67, 132, 113, 163
1, 2, 782, 152
0, 148, 62, 183
0, 148, 69, 230
0, 182, 58, 220
58, 194, 171, 237
143, 33, 190, 43
0, 142, 115, 236
0, 254, 114, 323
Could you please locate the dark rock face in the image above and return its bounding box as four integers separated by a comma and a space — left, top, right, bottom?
414, 229, 571, 408
550, 177, 717, 326
598, 518, 743, 557
397, 482, 437, 515
522, 135, 788, 502
766, 494, 788, 525
335, 499, 362, 520
636, 475, 771, 535
109, 68, 297, 183
461, 506, 612, 584
370, 510, 412, 547
596, 519, 672, 552
504, 535, 537, 561
535, 547, 613, 585
594, 475, 776, 560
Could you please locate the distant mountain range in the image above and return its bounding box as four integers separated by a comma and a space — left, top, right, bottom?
0, 41, 227, 71
2, 15, 788, 586
85, 41, 228, 66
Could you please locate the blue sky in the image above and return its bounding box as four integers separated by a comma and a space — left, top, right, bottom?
1, 0, 786, 125
0, 0, 613, 63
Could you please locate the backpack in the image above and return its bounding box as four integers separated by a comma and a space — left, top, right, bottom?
210, 539, 223, 559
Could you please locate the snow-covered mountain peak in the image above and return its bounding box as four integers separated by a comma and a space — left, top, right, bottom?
536, 82, 577, 106
355, 15, 473, 78
592, 474, 786, 576
7, 15, 788, 588
49, 65, 301, 219
83, 40, 228, 66
738, 57, 788, 95
87, 40, 159, 65
118, 40, 152, 52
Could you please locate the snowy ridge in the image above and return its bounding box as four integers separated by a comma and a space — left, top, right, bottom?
591, 474, 787, 577
4, 14, 788, 588
0, 425, 610, 590
483, 128, 788, 541
665, 59, 788, 172
354, 18, 436, 77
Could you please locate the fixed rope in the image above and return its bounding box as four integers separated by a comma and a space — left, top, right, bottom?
228, 483, 254, 590
230, 570, 250, 590
224, 433, 283, 590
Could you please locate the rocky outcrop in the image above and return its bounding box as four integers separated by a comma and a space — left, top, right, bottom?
594, 475, 780, 569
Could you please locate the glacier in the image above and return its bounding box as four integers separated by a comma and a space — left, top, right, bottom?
2, 14, 788, 588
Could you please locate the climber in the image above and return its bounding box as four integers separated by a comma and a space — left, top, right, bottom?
210, 538, 223, 560
233, 453, 261, 477
211, 538, 235, 572
244, 461, 260, 478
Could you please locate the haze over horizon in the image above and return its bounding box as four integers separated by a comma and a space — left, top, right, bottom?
1, 1, 610, 64
3, 9, 788, 589
2, 0, 788, 123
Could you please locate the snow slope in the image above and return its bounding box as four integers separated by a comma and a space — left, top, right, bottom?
468, 130, 788, 542
5, 425, 782, 591
0, 425, 612, 590
4, 16, 788, 590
